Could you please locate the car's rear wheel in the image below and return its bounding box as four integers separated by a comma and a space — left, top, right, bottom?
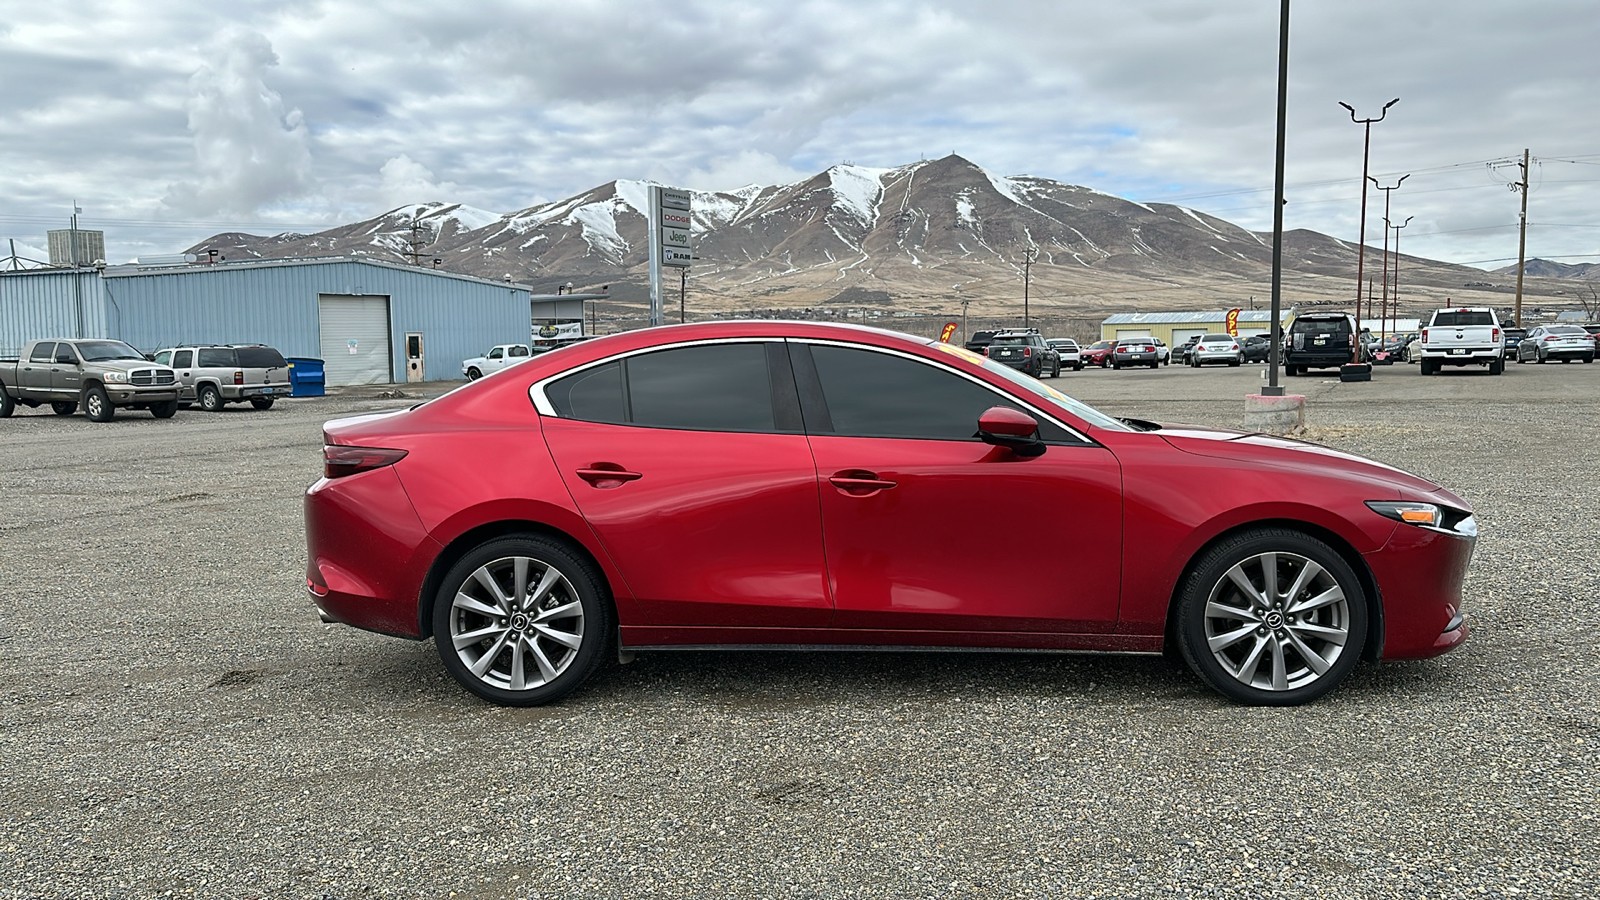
83, 385, 114, 422
1176, 528, 1367, 705
199, 384, 224, 411
0, 388, 13, 418
250, 397, 275, 410
432, 535, 613, 706
51, 401, 78, 416
1488, 358, 1504, 376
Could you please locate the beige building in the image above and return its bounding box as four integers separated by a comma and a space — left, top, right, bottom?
1099, 310, 1284, 345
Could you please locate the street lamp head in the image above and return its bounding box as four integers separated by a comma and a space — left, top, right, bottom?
1338, 101, 1355, 115
1383, 97, 1400, 110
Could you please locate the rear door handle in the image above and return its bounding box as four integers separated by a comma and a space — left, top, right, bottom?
829, 470, 897, 496
576, 464, 642, 487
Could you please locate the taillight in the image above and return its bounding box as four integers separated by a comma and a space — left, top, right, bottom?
1231, 344, 1240, 351
233, 370, 244, 385
323, 445, 408, 479
1022, 347, 1032, 357
1544, 335, 1560, 342
1491, 328, 1500, 342
982, 347, 990, 356
1421, 328, 1430, 344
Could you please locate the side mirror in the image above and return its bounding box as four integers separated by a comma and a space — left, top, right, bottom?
56, 353, 75, 364
976, 406, 1046, 458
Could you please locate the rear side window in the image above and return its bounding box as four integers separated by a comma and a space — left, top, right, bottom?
1432, 311, 1495, 327
197, 348, 235, 367
509, 346, 530, 358
173, 350, 193, 368
627, 344, 776, 432
29, 342, 56, 363
547, 361, 627, 424
545, 343, 784, 433
235, 347, 287, 367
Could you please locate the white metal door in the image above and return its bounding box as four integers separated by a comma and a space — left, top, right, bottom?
1171, 328, 1207, 344
318, 295, 392, 385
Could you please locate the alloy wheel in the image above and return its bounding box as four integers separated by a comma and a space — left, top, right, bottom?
445, 555, 586, 692
1200, 550, 1351, 693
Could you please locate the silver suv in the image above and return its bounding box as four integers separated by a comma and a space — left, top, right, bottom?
153, 344, 292, 411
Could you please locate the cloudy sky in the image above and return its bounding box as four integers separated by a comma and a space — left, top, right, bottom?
2, 0, 1596, 271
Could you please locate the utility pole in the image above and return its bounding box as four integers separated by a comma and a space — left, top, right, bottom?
1368, 174, 1408, 332
1022, 246, 1037, 328
1513, 148, 1531, 326
1264, 0, 1293, 395
679, 268, 686, 323
1339, 98, 1399, 332
406, 220, 427, 265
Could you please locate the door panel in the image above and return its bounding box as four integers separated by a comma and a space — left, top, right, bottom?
542, 418, 830, 627
808, 436, 1124, 633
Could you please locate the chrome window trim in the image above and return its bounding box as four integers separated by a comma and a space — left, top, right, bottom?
528, 336, 777, 417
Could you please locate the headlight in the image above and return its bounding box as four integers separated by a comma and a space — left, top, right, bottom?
1366, 501, 1477, 538
103, 371, 128, 383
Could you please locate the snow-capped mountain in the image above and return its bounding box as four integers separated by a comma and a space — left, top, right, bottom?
188, 154, 1504, 313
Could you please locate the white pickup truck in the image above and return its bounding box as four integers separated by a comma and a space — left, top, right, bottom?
461, 344, 532, 380
1415, 307, 1505, 376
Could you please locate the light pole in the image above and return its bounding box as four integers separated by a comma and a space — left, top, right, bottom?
1339, 98, 1399, 333
1388, 215, 1413, 338
1022, 246, 1038, 328
1369, 174, 1408, 333
1264, 0, 1293, 395
960, 295, 971, 343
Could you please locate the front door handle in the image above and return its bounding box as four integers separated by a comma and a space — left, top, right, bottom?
829, 470, 897, 496
576, 464, 642, 488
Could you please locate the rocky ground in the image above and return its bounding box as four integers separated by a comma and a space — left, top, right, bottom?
0, 359, 1595, 898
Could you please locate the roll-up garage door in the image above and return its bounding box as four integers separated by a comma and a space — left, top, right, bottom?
318, 295, 392, 385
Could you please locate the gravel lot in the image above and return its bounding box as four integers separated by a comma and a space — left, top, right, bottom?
2, 359, 1597, 899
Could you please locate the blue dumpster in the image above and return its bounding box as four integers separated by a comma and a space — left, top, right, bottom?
286, 357, 326, 397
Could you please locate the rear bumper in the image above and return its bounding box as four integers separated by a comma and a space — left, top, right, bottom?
223, 384, 291, 400
304, 467, 438, 639
1421, 349, 1499, 365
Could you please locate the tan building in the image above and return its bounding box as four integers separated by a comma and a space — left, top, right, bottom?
1099, 310, 1285, 345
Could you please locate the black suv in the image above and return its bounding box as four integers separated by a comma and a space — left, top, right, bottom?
984, 329, 1060, 378
1284, 313, 1360, 375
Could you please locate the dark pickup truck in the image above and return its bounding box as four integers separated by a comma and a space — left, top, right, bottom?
1, 338, 181, 421
963, 329, 999, 356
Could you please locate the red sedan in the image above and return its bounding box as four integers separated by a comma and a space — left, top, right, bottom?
1080, 339, 1115, 367
305, 322, 1474, 707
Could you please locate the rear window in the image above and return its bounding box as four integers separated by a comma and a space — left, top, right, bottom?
1547, 326, 1586, 336
1201, 334, 1232, 342
1432, 311, 1495, 327
235, 347, 287, 368
990, 336, 1028, 345
1291, 317, 1350, 334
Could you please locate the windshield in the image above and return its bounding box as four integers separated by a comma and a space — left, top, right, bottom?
929, 340, 1132, 432
75, 340, 147, 362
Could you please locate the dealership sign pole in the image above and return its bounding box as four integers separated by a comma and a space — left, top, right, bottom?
648, 186, 694, 327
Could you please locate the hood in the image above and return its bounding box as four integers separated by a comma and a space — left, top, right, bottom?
1158, 425, 1450, 497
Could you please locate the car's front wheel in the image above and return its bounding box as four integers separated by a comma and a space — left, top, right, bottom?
82, 385, 114, 422
467, 367, 483, 380
1175, 528, 1368, 705
431, 535, 613, 706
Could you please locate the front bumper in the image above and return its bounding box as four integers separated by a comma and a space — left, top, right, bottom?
107, 386, 179, 404
1365, 512, 1476, 659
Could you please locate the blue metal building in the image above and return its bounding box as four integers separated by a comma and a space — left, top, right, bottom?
1, 258, 530, 384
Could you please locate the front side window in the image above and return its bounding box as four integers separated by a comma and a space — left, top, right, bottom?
488, 348, 503, 360
153, 350, 173, 367
808, 344, 1077, 441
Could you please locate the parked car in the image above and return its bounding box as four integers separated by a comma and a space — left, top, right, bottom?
305, 321, 1475, 708
1240, 335, 1273, 363
1500, 328, 1527, 359
1581, 324, 1600, 353
1081, 340, 1115, 368
963, 329, 999, 356
1, 339, 180, 422
462, 343, 533, 380
1110, 338, 1159, 369
1189, 334, 1244, 367
1415, 307, 1505, 376
1174, 336, 1203, 365
1284, 312, 1359, 375
1152, 339, 1171, 365
1515, 325, 1596, 364
152, 344, 291, 411
986, 330, 1060, 377
1046, 338, 1083, 371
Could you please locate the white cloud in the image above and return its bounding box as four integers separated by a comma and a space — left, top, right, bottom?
376, 154, 458, 208
162, 28, 312, 216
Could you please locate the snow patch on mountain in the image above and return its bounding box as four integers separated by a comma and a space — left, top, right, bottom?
827, 165, 886, 225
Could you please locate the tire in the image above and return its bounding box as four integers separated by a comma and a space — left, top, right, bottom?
431, 535, 613, 707
1229, 356, 1242, 367
51, 401, 78, 416
1537, 351, 1546, 364
1052, 362, 1061, 377
1175, 528, 1368, 705
1585, 356, 1595, 364
467, 367, 483, 380
250, 397, 276, 410
1488, 359, 1504, 376
151, 399, 179, 419
1073, 363, 1083, 371
82, 385, 114, 422
0, 386, 13, 418
1112, 362, 1122, 370
198, 384, 223, 411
